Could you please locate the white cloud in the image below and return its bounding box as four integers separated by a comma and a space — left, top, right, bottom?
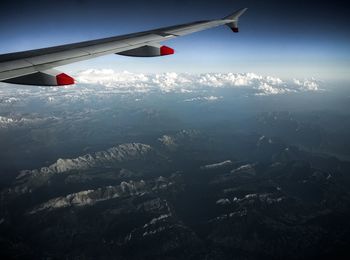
184, 96, 223, 102
0, 116, 15, 127
1, 97, 21, 104
74, 70, 321, 96
0, 115, 59, 128
293, 78, 320, 91
0, 71, 321, 111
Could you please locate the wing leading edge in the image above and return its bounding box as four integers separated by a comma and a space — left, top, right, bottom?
0, 8, 247, 86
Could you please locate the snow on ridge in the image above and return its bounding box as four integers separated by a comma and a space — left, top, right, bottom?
18, 143, 153, 178
201, 160, 233, 170
28, 176, 175, 214
216, 198, 231, 205
158, 129, 200, 150
143, 214, 171, 228
158, 135, 177, 148
231, 164, 256, 175
29, 180, 148, 214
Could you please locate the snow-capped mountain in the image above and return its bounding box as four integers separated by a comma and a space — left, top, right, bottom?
19, 143, 153, 177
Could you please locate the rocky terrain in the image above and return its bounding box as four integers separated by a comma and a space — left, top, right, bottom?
1, 129, 350, 260
1, 79, 350, 259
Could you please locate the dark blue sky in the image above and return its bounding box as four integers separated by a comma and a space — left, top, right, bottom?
1, 0, 349, 80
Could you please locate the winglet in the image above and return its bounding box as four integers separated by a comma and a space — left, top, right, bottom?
223, 8, 248, 33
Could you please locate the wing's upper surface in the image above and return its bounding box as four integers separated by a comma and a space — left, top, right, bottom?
0, 8, 247, 86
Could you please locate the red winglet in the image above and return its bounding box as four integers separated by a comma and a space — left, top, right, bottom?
160, 46, 175, 56
231, 27, 239, 33
56, 73, 75, 86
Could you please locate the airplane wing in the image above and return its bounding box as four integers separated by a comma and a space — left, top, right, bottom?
0, 8, 247, 86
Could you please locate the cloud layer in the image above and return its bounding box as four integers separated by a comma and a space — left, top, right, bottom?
0, 70, 322, 128
76, 69, 321, 95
